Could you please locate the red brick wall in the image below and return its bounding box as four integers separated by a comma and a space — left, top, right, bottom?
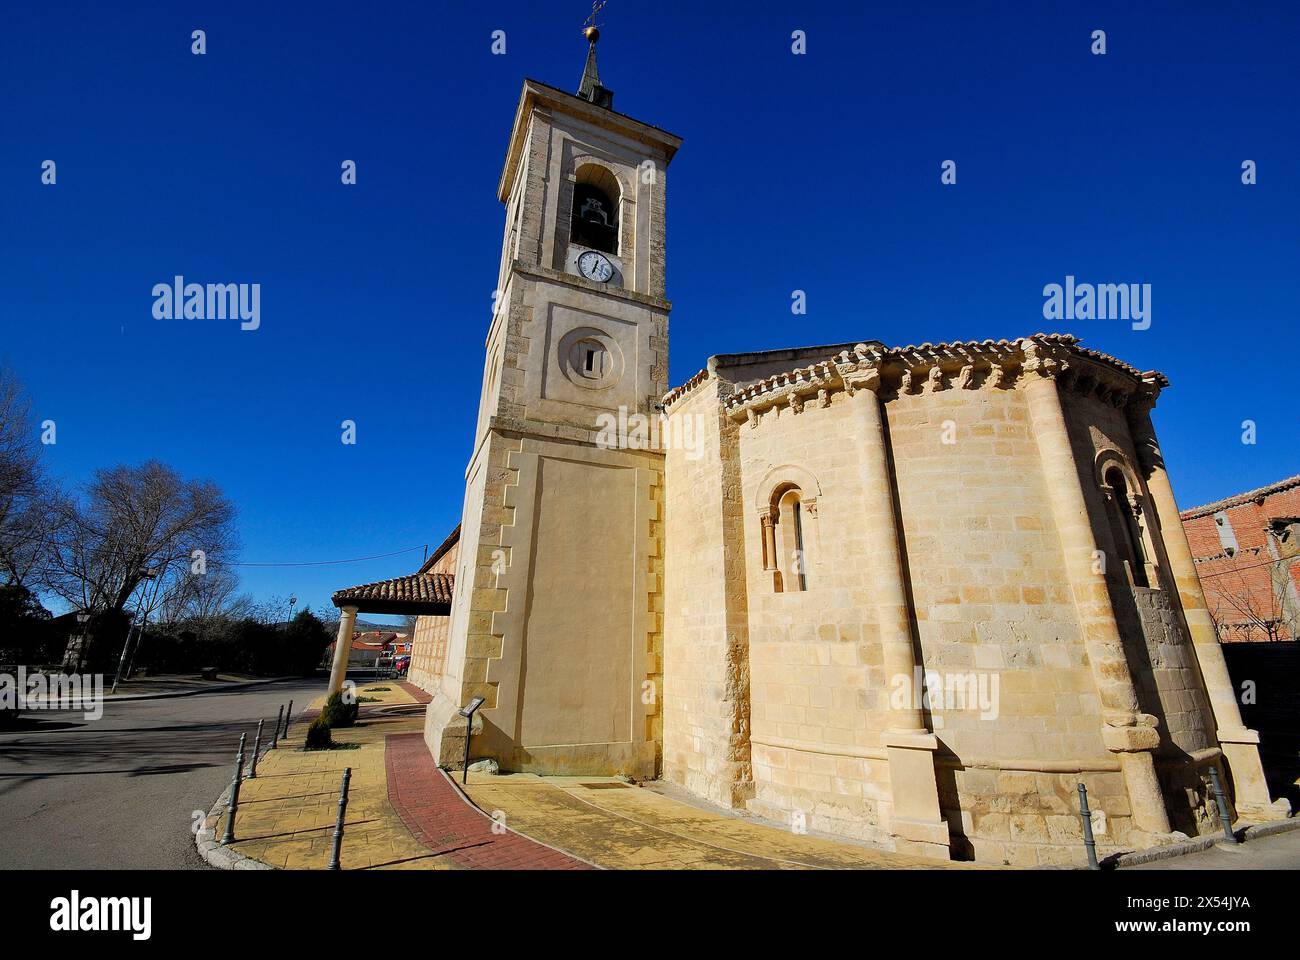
1183, 483, 1300, 642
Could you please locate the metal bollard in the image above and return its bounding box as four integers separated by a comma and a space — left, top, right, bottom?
1077, 782, 1100, 870
283, 699, 295, 740
248, 719, 265, 778
1207, 765, 1238, 843
271, 704, 284, 749
328, 767, 351, 870
221, 733, 247, 845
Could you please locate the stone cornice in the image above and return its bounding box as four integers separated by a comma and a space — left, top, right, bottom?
723, 356, 842, 425
714, 334, 1168, 427
498, 78, 683, 203
661, 368, 710, 410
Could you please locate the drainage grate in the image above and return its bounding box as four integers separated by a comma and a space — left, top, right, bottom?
579, 782, 630, 790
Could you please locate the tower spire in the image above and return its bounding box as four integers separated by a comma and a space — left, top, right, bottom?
578, 1, 614, 109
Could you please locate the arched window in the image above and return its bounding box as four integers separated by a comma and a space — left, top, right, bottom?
570, 164, 620, 254
756, 467, 822, 594
777, 489, 807, 592
761, 484, 810, 593
1104, 466, 1150, 588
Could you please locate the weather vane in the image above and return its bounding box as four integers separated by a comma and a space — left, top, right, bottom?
583, 0, 607, 42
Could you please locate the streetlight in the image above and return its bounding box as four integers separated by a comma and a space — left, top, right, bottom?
68, 611, 91, 672
286, 595, 297, 627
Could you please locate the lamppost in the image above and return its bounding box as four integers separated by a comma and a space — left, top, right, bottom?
286, 595, 297, 627
68, 611, 91, 672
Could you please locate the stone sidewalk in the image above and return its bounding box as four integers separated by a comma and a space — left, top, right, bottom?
462, 774, 984, 869
199, 681, 589, 870
1125, 824, 1300, 870
386, 733, 588, 869
197, 680, 987, 870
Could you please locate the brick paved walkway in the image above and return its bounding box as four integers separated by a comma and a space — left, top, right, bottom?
395, 680, 432, 704
384, 732, 590, 869
211, 680, 989, 870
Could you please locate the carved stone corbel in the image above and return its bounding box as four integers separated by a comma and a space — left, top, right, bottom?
1019, 338, 1070, 380
834, 345, 885, 398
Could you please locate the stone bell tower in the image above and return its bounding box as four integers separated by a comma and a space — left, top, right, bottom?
424, 27, 682, 778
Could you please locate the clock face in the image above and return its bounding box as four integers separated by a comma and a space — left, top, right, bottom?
577, 250, 614, 283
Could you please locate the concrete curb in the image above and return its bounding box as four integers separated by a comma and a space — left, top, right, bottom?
194, 781, 276, 871
28, 675, 305, 708
1242, 817, 1300, 841
1113, 816, 1300, 868
1110, 835, 1219, 867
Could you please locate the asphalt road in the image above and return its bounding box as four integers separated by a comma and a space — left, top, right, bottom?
0, 679, 325, 869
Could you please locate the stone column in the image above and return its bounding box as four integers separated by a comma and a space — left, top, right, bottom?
1019, 340, 1171, 836
760, 514, 777, 571
328, 605, 359, 697
838, 345, 950, 861
1128, 385, 1290, 821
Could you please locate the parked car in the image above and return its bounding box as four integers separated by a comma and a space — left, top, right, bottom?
394, 655, 411, 675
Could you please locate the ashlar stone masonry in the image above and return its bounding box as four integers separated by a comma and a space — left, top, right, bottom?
337, 42, 1292, 866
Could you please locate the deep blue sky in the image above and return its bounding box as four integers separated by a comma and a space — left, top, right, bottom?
4, 1, 1297, 620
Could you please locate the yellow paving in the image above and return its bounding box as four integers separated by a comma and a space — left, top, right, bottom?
305, 679, 418, 711
214, 679, 988, 870
211, 682, 455, 870
463, 774, 991, 870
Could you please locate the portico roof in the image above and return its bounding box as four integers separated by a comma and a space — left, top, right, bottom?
331, 571, 453, 616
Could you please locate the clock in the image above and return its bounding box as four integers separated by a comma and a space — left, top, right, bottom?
577, 249, 614, 283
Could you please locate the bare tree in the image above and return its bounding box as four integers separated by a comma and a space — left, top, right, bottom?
157, 564, 254, 629
245, 593, 299, 626
1209, 562, 1289, 643
0, 367, 54, 588
43, 460, 239, 618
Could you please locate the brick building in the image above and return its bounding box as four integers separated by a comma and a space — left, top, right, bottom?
1182, 476, 1300, 642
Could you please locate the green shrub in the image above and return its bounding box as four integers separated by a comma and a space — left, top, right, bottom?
129, 608, 334, 678
320, 691, 358, 728
303, 716, 333, 750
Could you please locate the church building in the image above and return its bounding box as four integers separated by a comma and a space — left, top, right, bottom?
330, 32, 1290, 865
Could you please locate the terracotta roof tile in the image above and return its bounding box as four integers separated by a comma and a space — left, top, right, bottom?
332, 572, 454, 608
1181, 474, 1300, 520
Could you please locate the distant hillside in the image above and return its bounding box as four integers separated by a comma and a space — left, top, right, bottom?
355, 618, 409, 633
316, 614, 411, 634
